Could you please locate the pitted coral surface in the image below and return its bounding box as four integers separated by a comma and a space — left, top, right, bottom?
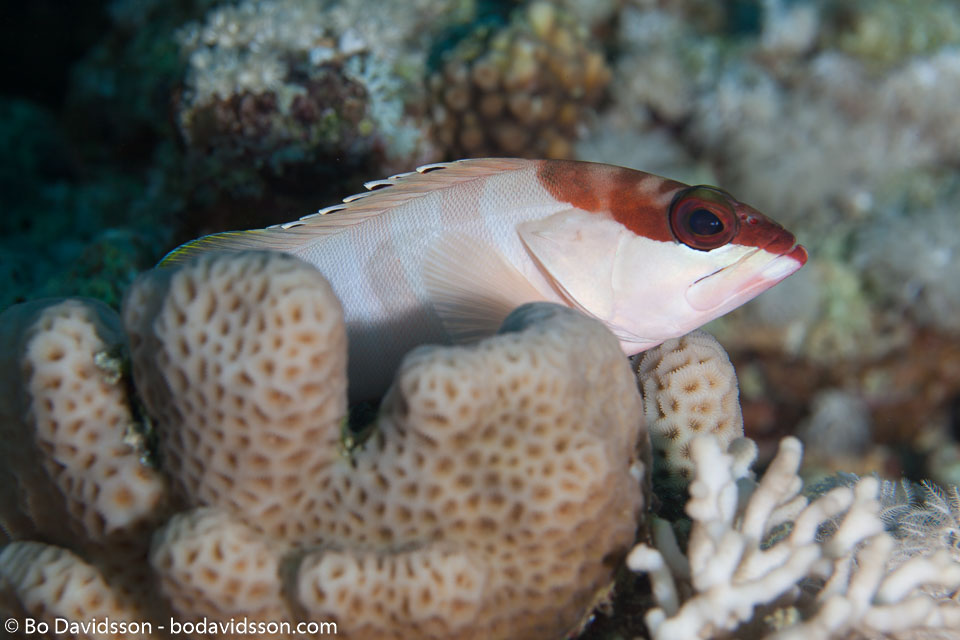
0, 251, 649, 640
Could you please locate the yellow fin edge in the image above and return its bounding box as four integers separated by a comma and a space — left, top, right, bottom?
158, 229, 296, 267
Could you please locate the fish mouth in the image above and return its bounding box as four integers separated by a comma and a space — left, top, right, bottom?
686, 242, 808, 313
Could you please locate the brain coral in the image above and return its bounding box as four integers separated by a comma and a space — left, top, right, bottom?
0, 251, 649, 640
635, 329, 744, 489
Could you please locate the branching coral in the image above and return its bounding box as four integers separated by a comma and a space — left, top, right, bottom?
0, 542, 154, 638
0, 298, 166, 553
0, 251, 649, 640
628, 435, 960, 639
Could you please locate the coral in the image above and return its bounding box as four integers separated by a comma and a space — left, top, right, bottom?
811, 474, 960, 579
150, 508, 290, 628
123, 251, 347, 544
0, 542, 153, 638
0, 251, 648, 640
291, 300, 646, 639
853, 203, 960, 333
0, 298, 165, 547
796, 388, 872, 460
605, 2, 960, 359
174, 0, 445, 201
628, 435, 960, 640
610, 7, 718, 127
635, 330, 744, 489
429, 1, 610, 159
887, 481, 960, 570
821, 0, 960, 66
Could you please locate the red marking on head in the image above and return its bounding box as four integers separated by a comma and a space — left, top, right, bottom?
730, 200, 800, 255
536, 160, 802, 256
536, 160, 680, 243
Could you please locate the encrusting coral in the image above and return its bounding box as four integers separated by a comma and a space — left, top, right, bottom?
0, 250, 649, 640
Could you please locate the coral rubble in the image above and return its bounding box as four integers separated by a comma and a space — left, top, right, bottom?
0, 251, 649, 640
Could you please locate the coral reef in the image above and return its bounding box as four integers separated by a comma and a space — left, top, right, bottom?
629, 435, 960, 639
429, 1, 610, 159
635, 330, 744, 489
0, 251, 649, 640
796, 388, 872, 463
576, 0, 960, 485
820, 0, 960, 66
174, 0, 452, 203
853, 202, 960, 333
598, 1, 960, 369
7, 0, 960, 636
622, 326, 960, 640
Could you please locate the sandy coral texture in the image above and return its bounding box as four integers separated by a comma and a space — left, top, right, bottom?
0, 251, 649, 640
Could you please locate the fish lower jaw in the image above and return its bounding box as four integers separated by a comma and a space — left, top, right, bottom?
684, 245, 807, 314
758, 245, 807, 282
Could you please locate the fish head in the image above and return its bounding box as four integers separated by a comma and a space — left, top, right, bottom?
529, 160, 808, 353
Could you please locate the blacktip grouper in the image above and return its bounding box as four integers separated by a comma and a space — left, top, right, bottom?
165, 158, 807, 400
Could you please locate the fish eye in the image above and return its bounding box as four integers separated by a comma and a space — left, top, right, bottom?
668, 186, 739, 251
688, 208, 724, 235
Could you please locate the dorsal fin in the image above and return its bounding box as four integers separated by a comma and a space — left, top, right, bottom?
160, 158, 534, 266
276, 158, 533, 232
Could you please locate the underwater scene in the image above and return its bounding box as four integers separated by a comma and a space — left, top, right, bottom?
1, 0, 959, 638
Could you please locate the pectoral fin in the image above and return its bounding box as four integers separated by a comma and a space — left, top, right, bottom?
422, 234, 545, 343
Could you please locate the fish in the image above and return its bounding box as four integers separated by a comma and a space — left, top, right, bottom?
163, 158, 807, 401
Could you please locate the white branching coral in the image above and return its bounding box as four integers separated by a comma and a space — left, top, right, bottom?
628, 435, 960, 640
